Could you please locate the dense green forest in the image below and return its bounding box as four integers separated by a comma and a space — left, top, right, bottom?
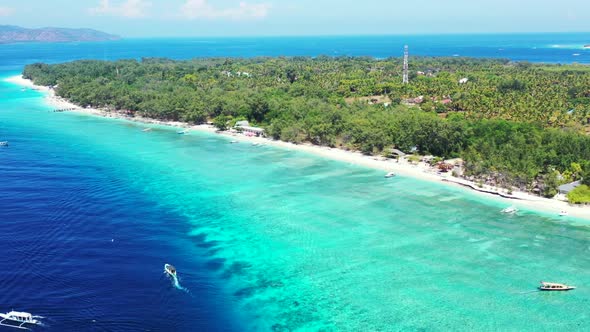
23, 56, 590, 199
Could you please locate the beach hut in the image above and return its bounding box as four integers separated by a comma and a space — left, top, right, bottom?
390, 148, 406, 158
389, 148, 406, 161
558, 181, 581, 195
239, 125, 265, 137
444, 158, 464, 166
235, 120, 250, 127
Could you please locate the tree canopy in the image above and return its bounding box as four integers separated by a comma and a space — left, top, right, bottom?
23, 56, 590, 197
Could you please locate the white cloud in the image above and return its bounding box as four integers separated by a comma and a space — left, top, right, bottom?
181, 0, 271, 20
89, 0, 151, 18
0, 6, 14, 16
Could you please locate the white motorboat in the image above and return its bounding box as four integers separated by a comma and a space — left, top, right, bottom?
230, 140, 239, 144
142, 128, 152, 132
501, 206, 518, 214
559, 210, 569, 217
539, 281, 575, 291
0, 311, 43, 330
0, 141, 8, 146
164, 263, 186, 290
384, 172, 396, 178
164, 263, 177, 277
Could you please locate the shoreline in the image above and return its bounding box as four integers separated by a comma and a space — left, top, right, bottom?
5, 75, 590, 222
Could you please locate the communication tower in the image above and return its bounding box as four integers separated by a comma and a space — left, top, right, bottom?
403, 45, 409, 84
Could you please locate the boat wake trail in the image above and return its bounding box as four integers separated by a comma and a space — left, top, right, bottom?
164, 264, 188, 292
170, 274, 188, 292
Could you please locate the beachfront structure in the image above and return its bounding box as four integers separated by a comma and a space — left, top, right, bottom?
235, 120, 250, 127
235, 120, 265, 137
558, 181, 581, 195
239, 126, 265, 136
390, 148, 406, 159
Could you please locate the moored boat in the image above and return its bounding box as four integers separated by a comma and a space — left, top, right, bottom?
559, 210, 568, 217
0, 141, 8, 146
384, 172, 396, 178
538, 281, 575, 291
0, 311, 44, 330
501, 206, 518, 214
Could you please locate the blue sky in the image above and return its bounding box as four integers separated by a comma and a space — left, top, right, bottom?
0, 0, 588, 37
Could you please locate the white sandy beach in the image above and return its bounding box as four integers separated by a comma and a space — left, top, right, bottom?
5, 75, 590, 221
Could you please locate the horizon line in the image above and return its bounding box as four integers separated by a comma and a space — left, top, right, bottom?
120, 31, 590, 39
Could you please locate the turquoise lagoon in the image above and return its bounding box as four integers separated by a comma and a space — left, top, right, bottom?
2, 34, 590, 330
1, 77, 589, 331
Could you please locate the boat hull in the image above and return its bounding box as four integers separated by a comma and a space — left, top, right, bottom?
164, 264, 177, 277
539, 287, 575, 291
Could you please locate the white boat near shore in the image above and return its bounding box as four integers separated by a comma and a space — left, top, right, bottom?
501, 206, 518, 214
0, 141, 8, 146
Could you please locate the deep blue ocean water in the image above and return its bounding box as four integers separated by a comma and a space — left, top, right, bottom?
1, 33, 590, 73
1, 35, 590, 331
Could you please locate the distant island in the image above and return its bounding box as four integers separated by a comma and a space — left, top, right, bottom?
0, 25, 120, 44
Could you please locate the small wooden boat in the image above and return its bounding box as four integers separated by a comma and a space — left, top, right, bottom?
384, 172, 396, 178
538, 281, 575, 291
164, 264, 177, 277
0, 141, 8, 146
0, 311, 44, 330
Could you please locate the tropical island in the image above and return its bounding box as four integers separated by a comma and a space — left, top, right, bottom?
22, 56, 590, 204
0, 25, 120, 44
